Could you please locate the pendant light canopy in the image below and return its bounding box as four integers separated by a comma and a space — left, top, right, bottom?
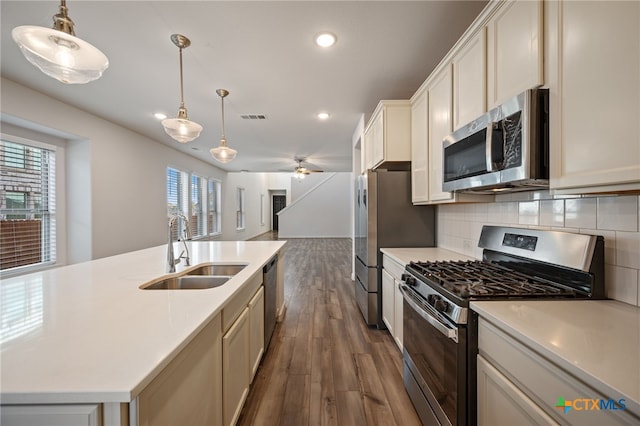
11, 0, 109, 84
210, 89, 238, 163
161, 34, 203, 144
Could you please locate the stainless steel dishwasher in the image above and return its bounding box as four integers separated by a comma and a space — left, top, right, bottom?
263, 255, 277, 350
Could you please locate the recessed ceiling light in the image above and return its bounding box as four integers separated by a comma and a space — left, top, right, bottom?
317, 112, 330, 120
154, 112, 167, 120
315, 32, 337, 48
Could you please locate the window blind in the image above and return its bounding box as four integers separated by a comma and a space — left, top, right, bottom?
0, 140, 56, 272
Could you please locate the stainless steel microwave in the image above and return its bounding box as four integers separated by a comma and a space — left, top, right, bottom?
442, 88, 549, 193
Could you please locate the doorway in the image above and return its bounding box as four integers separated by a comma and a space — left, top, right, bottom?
272, 195, 286, 231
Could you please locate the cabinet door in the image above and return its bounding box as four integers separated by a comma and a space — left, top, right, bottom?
381, 269, 395, 335
548, 1, 640, 193
428, 65, 455, 202
487, 0, 543, 108
139, 315, 223, 426
411, 89, 430, 204
453, 28, 487, 130
223, 307, 250, 426
393, 279, 403, 350
248, 286, 265, 382
371, 110, 385, 168
477, 355, 558, 426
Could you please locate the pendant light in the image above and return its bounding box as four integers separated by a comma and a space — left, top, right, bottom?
161, 34, 203, 144
11, 0, 109, 84
210, 89, 238, 163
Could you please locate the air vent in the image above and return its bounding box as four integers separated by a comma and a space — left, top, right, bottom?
240, 114, 267, 120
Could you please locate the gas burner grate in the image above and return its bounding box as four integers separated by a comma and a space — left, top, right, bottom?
408, 260, 577, 299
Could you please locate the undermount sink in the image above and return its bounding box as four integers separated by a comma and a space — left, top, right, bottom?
141, 275, 230, 290
140, 264, 247, 290
185, 264, 246, 276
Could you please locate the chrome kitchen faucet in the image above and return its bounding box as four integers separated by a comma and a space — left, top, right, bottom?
167, 213, 192, 272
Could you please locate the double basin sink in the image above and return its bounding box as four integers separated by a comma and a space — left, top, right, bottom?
140, 264, 246, 290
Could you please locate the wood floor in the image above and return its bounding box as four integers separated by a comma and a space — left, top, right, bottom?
239, 235, 421, 426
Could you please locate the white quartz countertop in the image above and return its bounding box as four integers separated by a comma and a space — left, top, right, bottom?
0, 240, 285, 404
471, 300, 640, 418
380, 247, 474, 265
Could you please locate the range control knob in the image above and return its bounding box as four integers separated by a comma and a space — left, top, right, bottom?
434, 299, 449, 313
401, 274, 417, 286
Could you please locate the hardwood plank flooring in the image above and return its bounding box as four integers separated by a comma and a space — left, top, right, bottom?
239, 236, 421, 426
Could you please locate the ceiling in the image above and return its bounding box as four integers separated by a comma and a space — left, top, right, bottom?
0, 1, 487, 173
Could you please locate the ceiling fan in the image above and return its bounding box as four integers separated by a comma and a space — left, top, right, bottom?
293, 158, 323, 179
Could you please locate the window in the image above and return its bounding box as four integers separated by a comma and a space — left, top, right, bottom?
208, 179, 221, 235
1, 139, 56, 273
191, 174, 205, 237
236, 187, 245, 230
167, 167, 222, 238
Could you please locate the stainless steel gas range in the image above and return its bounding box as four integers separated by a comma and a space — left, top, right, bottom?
400, 226, 605, 426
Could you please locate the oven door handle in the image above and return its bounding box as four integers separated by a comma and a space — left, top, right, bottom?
399, 284, 459, 343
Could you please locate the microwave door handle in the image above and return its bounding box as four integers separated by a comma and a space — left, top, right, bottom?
399, 284, 459, 343
485, 121, 502, 172
486, 121, 499, 172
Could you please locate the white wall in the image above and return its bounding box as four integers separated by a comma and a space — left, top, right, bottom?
438, 193, 640, 307
222, 172, 272, 240
1, 78, 229, 262
290, 173, 330, 201
278, 172, 352, 238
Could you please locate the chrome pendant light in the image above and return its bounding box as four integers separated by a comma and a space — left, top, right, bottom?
210, 89, 238, 163
11, 0, 109, 84
161, 34, 203, 144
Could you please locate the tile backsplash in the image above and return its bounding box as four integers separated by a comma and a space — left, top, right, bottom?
437, 194, 640, 307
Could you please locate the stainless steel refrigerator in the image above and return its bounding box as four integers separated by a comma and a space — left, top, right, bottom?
354, 169, 436, 327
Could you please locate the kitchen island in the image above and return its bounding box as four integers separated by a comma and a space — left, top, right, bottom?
0, 240, 285, 426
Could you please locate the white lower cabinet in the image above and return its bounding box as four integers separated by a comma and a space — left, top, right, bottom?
478, 317, 636, 425
381, 254, 404, 351
381, 269, 396, 337
248, 285, 265, 382
223, 307, 250, 426
138, 314, 223, 426
477, 355, 557, 426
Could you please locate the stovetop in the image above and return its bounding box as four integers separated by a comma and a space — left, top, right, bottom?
407, 260, 578, 299
400, 226, 605, 325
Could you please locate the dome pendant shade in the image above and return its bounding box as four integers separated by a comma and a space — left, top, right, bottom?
162, 34, 202, 143
11, 1, 109, 84
162, 106, 202, 143
211, 89, 238, 163
210, 138, 237, 163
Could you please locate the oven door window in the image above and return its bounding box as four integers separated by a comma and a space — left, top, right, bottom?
404, 298, 461, 425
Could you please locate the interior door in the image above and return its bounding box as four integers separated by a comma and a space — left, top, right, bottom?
272, 195, 286, 231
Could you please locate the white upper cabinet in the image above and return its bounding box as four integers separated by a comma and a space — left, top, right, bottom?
428, 65, 455, 203
453, 27, 487, 130
547, 0, 640, 193
364, 100, 411, 170
411, 88, 429, 203
487, 0, 543, 108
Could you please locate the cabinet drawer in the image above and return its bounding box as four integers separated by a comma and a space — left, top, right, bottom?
382, 255, 405, 281
478, 318, 635, 425
223, 271, 262, 333
1, 404, 101, 426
